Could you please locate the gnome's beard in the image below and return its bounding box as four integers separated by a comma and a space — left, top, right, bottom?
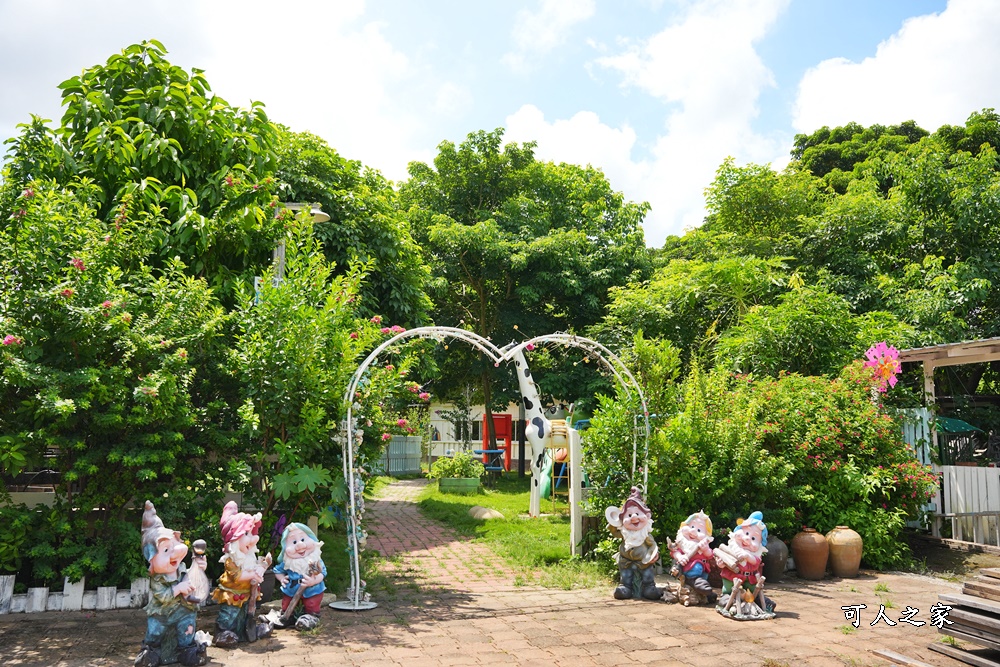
283, 545, 324, 576
224, 540, 259, 571
621, 522, 652, 550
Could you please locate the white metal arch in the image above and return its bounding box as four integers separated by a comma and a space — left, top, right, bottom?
333, 326, 650, 610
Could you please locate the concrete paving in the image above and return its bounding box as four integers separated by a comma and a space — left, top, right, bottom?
0, 478, 979, 666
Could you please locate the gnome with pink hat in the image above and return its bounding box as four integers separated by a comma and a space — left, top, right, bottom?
211, 501, 273, 647
605, 487, 662, 600
134, 500, 209, 667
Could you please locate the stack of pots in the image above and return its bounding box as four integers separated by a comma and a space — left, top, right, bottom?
791, 527, 828, 580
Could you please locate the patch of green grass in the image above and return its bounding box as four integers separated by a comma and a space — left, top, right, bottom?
847, 585, 859, 593
760, 660, 790, 667
418, 474, 611, 590
873, 582, 891, 593
878, 595, 896, 609
837, 624, 857, 635
940, 635, 960, 646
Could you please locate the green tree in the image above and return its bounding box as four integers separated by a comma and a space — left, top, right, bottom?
274, 128, 431, 326
401, 128, 650, 427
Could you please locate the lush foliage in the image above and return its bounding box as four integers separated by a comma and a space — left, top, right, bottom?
401, 128, 651, 419
428, 450, 486, 479
585, 362, 937, 570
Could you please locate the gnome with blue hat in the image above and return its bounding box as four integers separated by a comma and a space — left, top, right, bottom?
713, 511, 776, 620
271, 522, 327, 630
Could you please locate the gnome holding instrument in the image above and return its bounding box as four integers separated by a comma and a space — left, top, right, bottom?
605, 487, 662, 601
713, 511, 776, 620
271, 522, 327, 630
134, 500, 209, 667
211, 501, 273, 647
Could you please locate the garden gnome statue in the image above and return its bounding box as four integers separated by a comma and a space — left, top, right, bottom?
713, 511, 776, 620
666, 511, 717, 606
605, 486, 662, 600
134, 500, 209, 667
211, 501, 273, 647
271, 522, 327, 630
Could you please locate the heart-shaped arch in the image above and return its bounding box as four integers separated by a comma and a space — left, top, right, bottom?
333, 326, 650, 610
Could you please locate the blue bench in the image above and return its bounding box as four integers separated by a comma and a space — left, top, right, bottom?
474, 449, 506, 485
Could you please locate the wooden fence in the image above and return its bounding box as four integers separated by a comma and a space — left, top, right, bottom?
0, 574, 149, 615
929, 464, 1000, 545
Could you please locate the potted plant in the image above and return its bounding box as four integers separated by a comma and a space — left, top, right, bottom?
430, 451, 485, 494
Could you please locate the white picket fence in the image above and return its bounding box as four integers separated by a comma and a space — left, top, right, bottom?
928, 464, 1000, 545
0, 574, 149, 615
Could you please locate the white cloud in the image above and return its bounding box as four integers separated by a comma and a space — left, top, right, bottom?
194, 0, 434, 182
502, 0, 596, 72
793, 0, 1000, 134
566, 0, 791, 244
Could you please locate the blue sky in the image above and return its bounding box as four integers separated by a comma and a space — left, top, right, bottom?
3, 0, 997, 246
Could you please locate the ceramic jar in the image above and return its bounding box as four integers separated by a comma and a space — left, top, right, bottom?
762, 536, 788, 583
791, 528, 828, 580
826, 525, 863, 578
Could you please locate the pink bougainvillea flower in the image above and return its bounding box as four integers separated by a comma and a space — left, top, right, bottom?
381, 433, 392, 441
390, 325, 405, 333
526, 343, 535, 351
2, 335, 23, 346
380, 327, 391, 334
419, 392, 431, 401
407, 385, 419, 393
370, 316, 382, 324
69, 257, 85, 271
397, 418, 408, 427
60, 288, 74, 298
385, 364, 394, 371
21, 188, 34, 199
863, 341, 901, 393
349, 331, 359, 339
176, 348, 188, 359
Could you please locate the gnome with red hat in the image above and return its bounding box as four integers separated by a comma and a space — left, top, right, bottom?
605, 487, 662, 600
211, 501, 273, 647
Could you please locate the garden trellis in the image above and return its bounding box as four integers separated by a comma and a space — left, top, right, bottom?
333, 326, 650, 611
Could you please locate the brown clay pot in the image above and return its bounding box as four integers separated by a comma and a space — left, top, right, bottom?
826, 525, 863, 578
791, 528, 828, 580
762, 536, 788, 583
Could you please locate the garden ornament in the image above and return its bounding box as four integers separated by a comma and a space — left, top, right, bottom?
134, 500, 209, 667
605, 486, 662, 600
211, 501, 273, 647
714, 511, 776, 620
513, 348, 581, 518
270, 523, 327, 631
664, 511, 717, 606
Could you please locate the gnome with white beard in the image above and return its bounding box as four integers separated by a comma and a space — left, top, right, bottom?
271, 523, 327, 630
211, 501, 273, 647
605, 487, 662, 600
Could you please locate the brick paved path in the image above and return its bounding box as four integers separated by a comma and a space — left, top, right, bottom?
0, 478, 979, 666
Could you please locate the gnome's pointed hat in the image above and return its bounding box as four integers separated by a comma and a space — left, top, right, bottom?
219, 500, 262, 548
621, 486, 651, 517
141, 500, 179, 562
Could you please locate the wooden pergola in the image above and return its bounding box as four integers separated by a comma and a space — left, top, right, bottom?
898, 336, 1000, 406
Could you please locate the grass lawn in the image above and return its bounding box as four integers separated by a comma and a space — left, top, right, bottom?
417, 474, 613, 589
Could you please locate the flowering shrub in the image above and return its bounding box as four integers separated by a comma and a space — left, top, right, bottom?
585, 359, 937, 570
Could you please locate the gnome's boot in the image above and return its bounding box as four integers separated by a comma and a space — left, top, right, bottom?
640, 566, 661, 600
614, 567, 634, 599
213, 630, 239, 649
177, 642, 207, 667
295, 613, 320, 631
689, 575, 717, 604
134, 642, 162, 667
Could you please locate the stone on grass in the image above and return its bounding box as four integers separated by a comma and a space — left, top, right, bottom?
468, 506, 504, 520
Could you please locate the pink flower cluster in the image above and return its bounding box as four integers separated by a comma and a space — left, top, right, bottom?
69, 258, 85, 271
863, 342, 901, 393
2, 335, 23, 346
